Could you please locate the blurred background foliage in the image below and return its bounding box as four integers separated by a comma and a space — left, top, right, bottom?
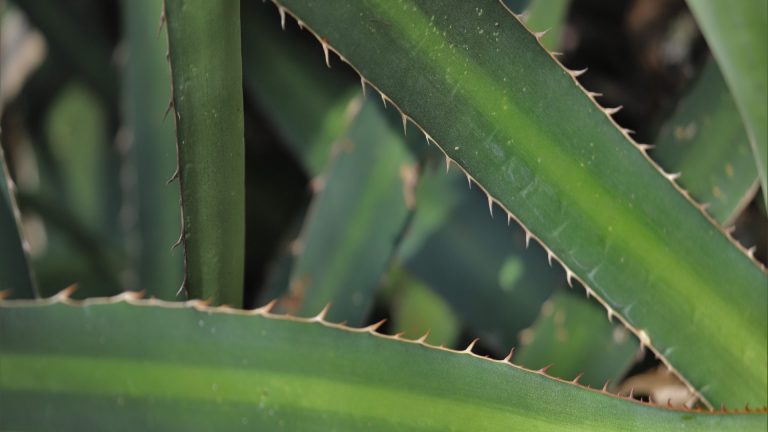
1, 0, 765, 406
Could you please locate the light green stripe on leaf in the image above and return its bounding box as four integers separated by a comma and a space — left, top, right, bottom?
270, 0, 767, 407
0, 297, 765, 431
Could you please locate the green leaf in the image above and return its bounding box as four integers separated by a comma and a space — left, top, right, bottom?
516, 290, 639, 389
278, 99, 416, 325
0, 145, 36, 298
402, 168, 560, 352
164, 0, 245, 307
382, 265, 461, 347
241, 1, 358, 177
653, 61, 758, 225
1, 296, 765, 431
121, 0, 184, 299
269, 0, 767, 407
685, 0, 767, 206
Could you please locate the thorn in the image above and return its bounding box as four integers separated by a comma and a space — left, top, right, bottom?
604, 105, 623, 115
588, 91, 603, 98
401, 112, 408, 135
163, 97, 174, 121
547, 250, 554, 266
637, 143, 654, 152
172, 229, 184, 250
572, 373, 584, 384
566, 270, 574, 287
601, 381, 610, 392
297, 20, 305, 30
445, 154, 451, 173
665, 172, 681, 181
628, 387, 635, 399
416, 330, 431, 343
622, 128, 636, 135
157, 11, 166, 37
258, 299, 278, 313
606, 309, 613, 322
365, 319, 387, 333
393, 331, 406, 339
538, 364, 553, 374
56, 284, 79, 300
525, 231, 532, 248
166, 165, 179, 185
465, 172, 472, 189
278, 6, 286, 30
487, 195, 494, 217
380, 92, 387, 108
585, 288, 591, 299
507, 213, 512, 226
503, 348, 515, 362
747, 246, 756, 258
534, 29, 549, 39
571, 68, 588, 78
360, 76, 367, 97
725, 225, 736, 234
312, 304, 332, 322
464, 338, 479, 353
320, 38, 331, 68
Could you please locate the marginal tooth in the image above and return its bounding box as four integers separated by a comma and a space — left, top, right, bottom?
665, 172, 681, 181
312, 304, 332, 322
547, 250, 554, 266
622, 128, 636, 135
320, 38, 331, 68
360, 76, 367, 97
380, 92, 387, 108
278, 6, 286, 30
551, 51, 563, 57
487, 195, 494, 217
637, 143, 654, 152
416, 330, 431, 343
525, 231, 532, 248
566, 269, 574, 288
507, 212, 512, 226
465, 338, 479, 353
588, 91, 603, 98
725, 225, 736, 234
601, 381, 610, 392
163, 97, 174, 121
571, 68, 588, 78
445, 154, 452, 173
401, 112, 408, 135
534, 29, 549, 39
572, 373, 584, 384
393, 331, 406, 339
166, 164, 180, 185
365, 319, 387, 333
465, 172, 472, 189
297, 20, 305, 30
515, 12, 530, 21
585, 288, 591, 299
604, 105, 623, 115
172, 228, 184, 250
503, 348, 515, 363
607, 309, 613, 322
538, 364, 553, 374
747, 246, 756, 258
258, 299, 278, 314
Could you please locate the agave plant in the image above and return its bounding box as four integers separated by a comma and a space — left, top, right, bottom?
0, 0, 766, 430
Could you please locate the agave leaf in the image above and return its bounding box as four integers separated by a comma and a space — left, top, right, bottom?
241, 1, 358, 177
516, 290, 639, 389
0, 144, 36, 298
653, 61, 758, 225
685, 0, 767, 206
268, 0, 767, 407
121, 0, 184, 299
277, 99, 416, 325
0, 295, 765, 431
164, 0, 245, 307
382, 265, 461, 347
